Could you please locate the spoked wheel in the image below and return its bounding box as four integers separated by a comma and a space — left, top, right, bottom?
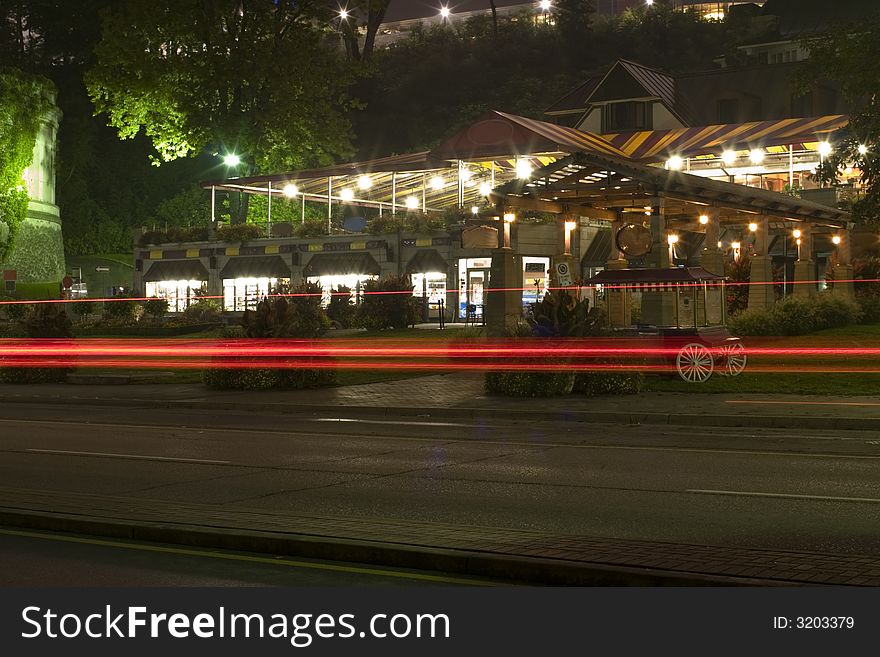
717, 342, 747, 377
676, 343, 715, 383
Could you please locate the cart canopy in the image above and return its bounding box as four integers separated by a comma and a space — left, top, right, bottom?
585, 267, 724, 290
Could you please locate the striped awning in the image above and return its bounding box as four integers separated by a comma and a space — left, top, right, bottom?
603, 115, 849, 161
219, 256, 291, 280
303, 252, 381, 277
430, 110, 626, 160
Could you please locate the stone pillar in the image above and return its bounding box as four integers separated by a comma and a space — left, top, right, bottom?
748, 217, 775, 311
641, 205, 677, 326
793, 223, 816, 299
832, 227, 854, 300
604, 216, 631, 327
486, 248, 520, 337
698, 208, 724, 325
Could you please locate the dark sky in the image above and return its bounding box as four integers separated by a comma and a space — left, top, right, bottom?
384, 0, 530, 22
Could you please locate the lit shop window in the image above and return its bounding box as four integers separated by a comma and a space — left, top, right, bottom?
521, 257, 550, 308
145, 280, 204, 313
306, 274, 377, 307
223, 277, 287, 312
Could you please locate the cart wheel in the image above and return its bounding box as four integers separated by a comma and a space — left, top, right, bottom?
676, 343, 714, 383
718, 342, 747, 377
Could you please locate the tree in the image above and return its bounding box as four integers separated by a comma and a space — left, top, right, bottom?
804, 15, 880, 225
85, 0, 358, 223
556, 0, 596, 64
339, 0, 391, 62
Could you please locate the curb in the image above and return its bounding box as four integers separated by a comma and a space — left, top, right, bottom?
0, 508, 785, 587
1, 393, 878, 431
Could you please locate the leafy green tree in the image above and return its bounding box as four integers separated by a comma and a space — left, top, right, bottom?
804, 15, 880, 225
339, 0, 391, 61
86, 0, 358, 222
556, 0, 596, 64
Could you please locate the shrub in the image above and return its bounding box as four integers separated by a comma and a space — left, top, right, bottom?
356, 275, 416, 331
0, 304, 74, 384
181, 298, 222, 325
102, 293, 143, 325
2, 298, 29, 321
203, 286, 334, 390
73, 299, 95, 319
216, 223, 264, 243
143, 297, 169, 318
729, 294, 860, 336
725, 257, 751, 316
327, 285, 356, 328
484, 370, 575, 397
573, 367, 645, 396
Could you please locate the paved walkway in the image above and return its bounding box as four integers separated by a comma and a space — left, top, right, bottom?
3, 373, 880, 429
0, 486, 877, 586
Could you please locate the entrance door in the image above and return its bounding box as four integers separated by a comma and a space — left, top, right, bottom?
467, 269, 488, 318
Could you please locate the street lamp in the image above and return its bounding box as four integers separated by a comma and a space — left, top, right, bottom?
440, 5, 451, 19
339, 188, 354, 202
338, 8, 349, 20
818, 141, 833, 158
223, 153, 241, 167
748, 222, 758, 233
430, 176, 445, 191
406, 196, 420, 210
516, 159, 533, 180
666, 155, 684, 171
479, 182, 493, 196
699, 214, 710, 225
858, 144, 869, 156
539, 0, 552, 11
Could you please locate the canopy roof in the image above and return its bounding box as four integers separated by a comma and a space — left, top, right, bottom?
219, 255, 291, 280
406, 249, 448, 275
143, 260, 209, 283
494, 151, 849, 228
303, 252, 381, 277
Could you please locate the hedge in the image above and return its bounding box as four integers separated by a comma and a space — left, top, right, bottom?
729, 294, 860, 336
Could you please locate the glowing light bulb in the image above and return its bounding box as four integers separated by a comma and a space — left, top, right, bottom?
471, 206, 479, 215
832, 235, 842, 245
440, 6, 450, 18
721, 150, 737, 166
339, 188, 354, 202
666, 155, 684, 171
667, 234, 679, 245
818, 141, 833, 157
858, 144, 868, 155
357, 175, 372, 190
749, 149, 764, 165
406, 196, 420, 210
748, 222, 758, 232
516, 160, 533, 179
479, 182, 493, 196
792, 229, 802, 239
282, 183, 298, 198
699, 214, 709, 225
430, 176, 445, 191
223, 154, 240, 167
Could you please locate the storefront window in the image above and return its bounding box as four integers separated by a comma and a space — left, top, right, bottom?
222, 277, 287, 312
145, 280, 204, 313
458, 257, 491, 319
412, 272, 447, 320
521, 257, 550, 309
306, 274, 377, 307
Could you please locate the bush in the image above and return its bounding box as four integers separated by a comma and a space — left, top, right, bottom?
181, 298, 222, 325
136, 225, 210, 247
102, 294, 143, 326
143, 297, 169, 318
484, 370, 575, 397
573, 368, 645, 396
216, 223, 264, 243
0, 304, 74, 384
327, 285, 356, 328
729, 294, 860, 336
203, 286, 334, 390
2, 298, 29, 321
725, 257, 750, 316
73, 299, 96, 319
356, 275, 416, 331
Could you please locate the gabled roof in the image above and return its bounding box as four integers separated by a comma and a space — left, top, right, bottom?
544, 76, 603, 116
429, 110, 627, 160
553, 59, 696, 126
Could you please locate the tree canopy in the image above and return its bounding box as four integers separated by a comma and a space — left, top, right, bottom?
85, 0, 357, 174
805, 15, 880, 225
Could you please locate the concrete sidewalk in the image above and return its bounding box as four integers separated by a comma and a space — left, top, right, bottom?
2, 373, 880, 431
1, 486, 878, 586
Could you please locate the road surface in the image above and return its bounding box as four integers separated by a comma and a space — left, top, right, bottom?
0, 402, 878, 556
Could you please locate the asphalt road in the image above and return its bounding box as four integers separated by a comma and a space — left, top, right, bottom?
0, 402, 879, 555
0, 529, 491, 587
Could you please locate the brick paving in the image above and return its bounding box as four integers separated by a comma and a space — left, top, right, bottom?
1, 486, 878, 586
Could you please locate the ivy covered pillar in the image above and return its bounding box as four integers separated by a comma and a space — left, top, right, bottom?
0, 77, 65, 295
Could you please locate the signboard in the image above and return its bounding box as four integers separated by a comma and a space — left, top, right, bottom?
461, 225, 498, 249
2, 269, 16, 281
555, 262, 572, 286
524, 262, 546, 273
95, 266, 110, 272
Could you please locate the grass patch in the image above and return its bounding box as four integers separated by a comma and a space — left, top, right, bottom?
646, 372, 880, 396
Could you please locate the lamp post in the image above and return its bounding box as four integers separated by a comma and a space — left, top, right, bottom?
503, 213, 515, 249
564, 220, 577, 255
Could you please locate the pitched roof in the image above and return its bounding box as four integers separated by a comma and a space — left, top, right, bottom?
544, 76, 603, 115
